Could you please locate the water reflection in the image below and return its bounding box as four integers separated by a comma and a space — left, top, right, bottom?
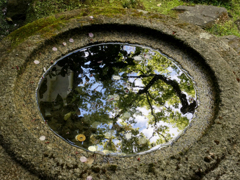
37, 43, 197, 155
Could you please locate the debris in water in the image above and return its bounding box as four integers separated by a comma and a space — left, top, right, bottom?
75, 134, 86, 142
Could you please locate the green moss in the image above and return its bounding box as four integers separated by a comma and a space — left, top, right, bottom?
108, 164, 117, 172
149, 14, 165, 19
7, 15, 67, 48
206, 20, 240, 37
148, 163, 156, 174
175, 22, 190, 29
92, 166, 101, 173
6, 6, 133, 48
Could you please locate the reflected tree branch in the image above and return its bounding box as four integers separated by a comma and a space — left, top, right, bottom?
146, 92, 157, 126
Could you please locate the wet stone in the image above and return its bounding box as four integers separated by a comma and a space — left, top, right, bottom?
37, 43, 197, 156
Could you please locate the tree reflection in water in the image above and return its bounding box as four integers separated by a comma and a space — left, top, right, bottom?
37, 43, 197, 156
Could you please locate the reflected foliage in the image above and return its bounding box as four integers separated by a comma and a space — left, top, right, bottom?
38, 43, 197, 155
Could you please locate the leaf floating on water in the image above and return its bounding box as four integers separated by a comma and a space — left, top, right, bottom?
112, 75, 121, 80
114, 94, 119, 100
69, 38, 74, 43
90, 134, 99, 144
125, 132, 132, 140
133, 56, 143, 61
34, 60, 40, 64
139, 137, 147, 144
52, 47, 58, 51
39, 136, 46, 141
104, 132, 111, 139
64, 112, 71, 120
6, 17, 13, 22
108, 95, 114, 101
91, 122, 100, 128
102, 150, 111, 155
89, 33, 94, 38
80, 156, 88, 162
88, 146, 97, 152
123, 112, 131, 118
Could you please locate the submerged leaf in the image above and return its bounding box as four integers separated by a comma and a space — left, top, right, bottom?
64, 112, 71, 120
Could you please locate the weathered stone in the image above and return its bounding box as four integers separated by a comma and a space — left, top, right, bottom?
0, 7, 240, 180
172, 5, 229, 29
219, 35, 240, 54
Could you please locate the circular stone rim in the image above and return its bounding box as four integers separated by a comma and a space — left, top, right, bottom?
0, 8, 240, 179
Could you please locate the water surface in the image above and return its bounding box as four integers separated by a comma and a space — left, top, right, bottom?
37, 43, 197, 156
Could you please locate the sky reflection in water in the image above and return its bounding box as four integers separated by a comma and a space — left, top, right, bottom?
37, 43, 197, 156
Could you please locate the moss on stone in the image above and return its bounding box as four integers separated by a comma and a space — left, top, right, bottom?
108, 164, 117, 172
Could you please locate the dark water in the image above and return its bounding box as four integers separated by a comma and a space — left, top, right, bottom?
37, 43, 197, 156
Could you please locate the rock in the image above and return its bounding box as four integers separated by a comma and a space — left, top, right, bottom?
171, 5, 228, 29
235, 19, 240, 32
219, 35, 240, 54
6, 0, 33, 20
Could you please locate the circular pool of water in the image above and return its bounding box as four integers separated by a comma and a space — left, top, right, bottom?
37, 43, 197, 156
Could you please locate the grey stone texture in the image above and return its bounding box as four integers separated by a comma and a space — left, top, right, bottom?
219, 35, 240, 54
0, 7, 240, 180
172, 5, 229, 29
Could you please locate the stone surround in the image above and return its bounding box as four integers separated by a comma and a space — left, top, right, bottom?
0, 8, 240, 180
